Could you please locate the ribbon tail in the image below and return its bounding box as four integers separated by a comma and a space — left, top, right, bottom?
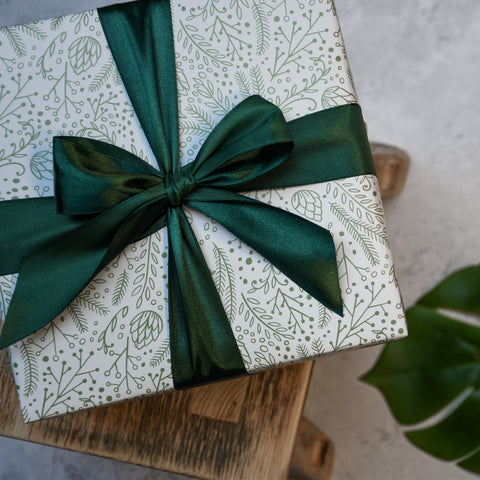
0, 196, 86, 276
0, 190, 169, 349
167, 208, 246, 389
187, 188, 343, 316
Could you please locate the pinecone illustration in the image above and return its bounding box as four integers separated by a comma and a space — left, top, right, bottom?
68, 36, 101, 74
291, 190, 323, 222
30, 150, 53, 181
130, 311, 163, 349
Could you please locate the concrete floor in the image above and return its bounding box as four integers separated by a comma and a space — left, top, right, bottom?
1, 0, 480, 479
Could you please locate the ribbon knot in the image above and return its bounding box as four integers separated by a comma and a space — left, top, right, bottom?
163, 169, 196, 207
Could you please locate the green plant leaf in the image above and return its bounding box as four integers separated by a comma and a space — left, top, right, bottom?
362, 265, 480, 474
418, 265, 480, 314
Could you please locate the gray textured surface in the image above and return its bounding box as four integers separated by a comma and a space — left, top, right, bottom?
1, 0, 480, 479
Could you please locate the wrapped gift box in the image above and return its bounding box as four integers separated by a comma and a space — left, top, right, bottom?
0, 0, 406, 422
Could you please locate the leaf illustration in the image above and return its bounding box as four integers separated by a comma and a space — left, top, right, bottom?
252, 1, 270, 55
332, 200, 388, 245
75, 293, 109, 316
253, 349, 278, 369
89, 59, 115, 92
30, 150, 53, 180
70, 12, 91, 35
87, 277, 107, 290
20, 405, 31, 423
131, 233, 161, 309
241, 293, 294, 341
68, 36, 101, 74
291, 190, 322, 221
318, 304, 331, 329
362, 266, 480, 475
267, 12, 326, 79
234, 70, 251, 98
19, 340, 38, 397
296, 343, 310, 359
112, 269, 129, 306
248, 262, 288, 294
177, 20, 232, 68
321, 86, 356, 109
3, 27, 27, 57
250, 64, 265, 96
130, 310, 163, 349
212, 244, 237, 323
50, 16, 64, 31
269, 289, 311, 335
111, 67, 121, 86
331, 178, 384, 226
179, 119, 213, 138
98, 306, 129, 354
181, 103, 217, 140
230, 0, 248, 19
0, 277, 15, 316
312, 338, 325, 356
67, 302, 88, 334
2, 24, 47, 57
235, 335, 253, 367
150, 339, 170, 367
36, 32, 67, 78
175, 63, 190, 95
330, 203, 381, 266
16, 24, 47, 41
192, 76, 232, 115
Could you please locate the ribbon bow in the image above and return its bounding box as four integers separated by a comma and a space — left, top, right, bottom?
0, 0, 374, 389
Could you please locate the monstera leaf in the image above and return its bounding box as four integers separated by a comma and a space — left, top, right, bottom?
363, 266, 480, 474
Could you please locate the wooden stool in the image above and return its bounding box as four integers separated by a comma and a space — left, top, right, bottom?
0, 144, 409, 480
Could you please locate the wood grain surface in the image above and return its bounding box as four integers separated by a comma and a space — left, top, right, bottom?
371, 143, 410, 198
0, 347, 313, 480
290, 417, 335, 480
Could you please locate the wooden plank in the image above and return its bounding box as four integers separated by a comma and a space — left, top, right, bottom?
371, 143, 410, 198
188, 375, 250, 423
289, 416, 334, 480
0, 347, 313, 480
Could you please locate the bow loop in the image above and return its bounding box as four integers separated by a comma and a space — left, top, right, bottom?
54, 137, 162, 215
191, 96, 294, 190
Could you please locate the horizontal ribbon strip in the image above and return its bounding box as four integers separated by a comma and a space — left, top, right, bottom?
0, 0, 375, 389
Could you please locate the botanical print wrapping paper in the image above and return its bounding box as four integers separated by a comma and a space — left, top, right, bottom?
0, 0, 406, 422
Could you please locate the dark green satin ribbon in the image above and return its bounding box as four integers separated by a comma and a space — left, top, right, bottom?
0, 0, 375, 389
